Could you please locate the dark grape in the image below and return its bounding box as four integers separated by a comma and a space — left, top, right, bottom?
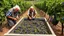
10, 18, 52, 34
62, 2, 64, 5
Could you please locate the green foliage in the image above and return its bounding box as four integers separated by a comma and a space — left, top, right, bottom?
25, 0, 34, 1
35, 1, 48, 12
34, 0, 64, 22
0, 0, 32, 24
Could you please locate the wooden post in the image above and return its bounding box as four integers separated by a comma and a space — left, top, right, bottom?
0, 23, 2, 32
62, 23, 63, 35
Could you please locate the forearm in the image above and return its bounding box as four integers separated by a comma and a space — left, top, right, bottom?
7, 16, 16, 20
16, 15, 19, 19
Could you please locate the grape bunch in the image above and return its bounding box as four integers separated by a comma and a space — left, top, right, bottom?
11, 18, 51, 34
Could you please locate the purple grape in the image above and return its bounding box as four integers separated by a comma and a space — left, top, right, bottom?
10, 18, 52, 34
62, 17, 64, 20
62, 2, 64, 5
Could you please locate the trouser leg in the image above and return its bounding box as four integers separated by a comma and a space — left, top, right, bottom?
8, 20, 16, 28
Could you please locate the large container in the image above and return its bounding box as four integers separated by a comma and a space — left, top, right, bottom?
4, 17, 56, 36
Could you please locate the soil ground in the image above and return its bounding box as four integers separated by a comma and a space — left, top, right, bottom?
49, 21, 64, 36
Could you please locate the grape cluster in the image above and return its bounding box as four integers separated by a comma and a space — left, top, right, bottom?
11, 18, 51, 34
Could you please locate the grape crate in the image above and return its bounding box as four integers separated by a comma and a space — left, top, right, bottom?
10, 18, 51, 34
4, 17, 56, 36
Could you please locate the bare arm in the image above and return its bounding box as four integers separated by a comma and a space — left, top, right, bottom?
16, 15, 19, 20
7, 16, 17, 21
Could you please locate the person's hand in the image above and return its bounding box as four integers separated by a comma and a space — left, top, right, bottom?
16, 16, 19, 20
29, 17, 32, 20
29, 17, 32, 19
13, 18, 17, 21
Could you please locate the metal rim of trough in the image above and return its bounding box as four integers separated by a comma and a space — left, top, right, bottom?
4, 17, 56, 36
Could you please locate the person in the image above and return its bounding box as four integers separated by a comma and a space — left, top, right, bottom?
6, 5, 20, 28
28, 6, 36, 20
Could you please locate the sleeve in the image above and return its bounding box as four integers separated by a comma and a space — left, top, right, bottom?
6, 11, 11, 16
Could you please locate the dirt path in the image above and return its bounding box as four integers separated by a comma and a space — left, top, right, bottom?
0, 27, 9, 36
48, 21, 64, 36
